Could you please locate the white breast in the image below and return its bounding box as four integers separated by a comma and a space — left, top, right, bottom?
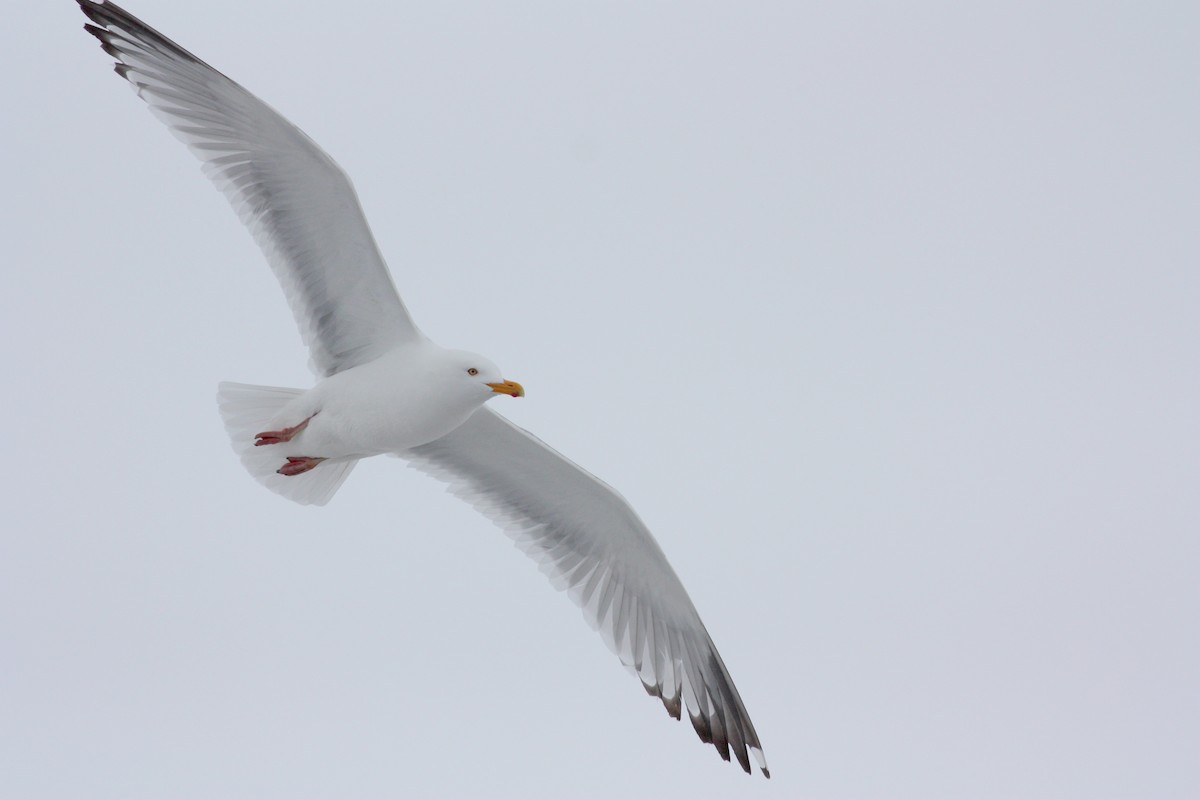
267, 343, 486, 459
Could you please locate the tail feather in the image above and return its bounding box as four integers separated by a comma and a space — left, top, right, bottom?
216, 381, 356, 506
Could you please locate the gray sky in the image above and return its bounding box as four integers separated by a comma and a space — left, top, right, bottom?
2, 1, 1197, 797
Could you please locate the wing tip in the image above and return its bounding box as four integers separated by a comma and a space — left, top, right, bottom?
78, 0, 119, 31
75, 0, 207, 71
751, 746, 771, 779
644, 680, 683, 721
76, 0, 103, 22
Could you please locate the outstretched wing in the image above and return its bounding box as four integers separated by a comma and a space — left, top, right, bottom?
78, 0, 420, 376
408, 408, 770, 776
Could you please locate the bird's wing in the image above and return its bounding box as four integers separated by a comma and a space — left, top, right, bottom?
407, 407, 770, 777
78, 0, 420, 377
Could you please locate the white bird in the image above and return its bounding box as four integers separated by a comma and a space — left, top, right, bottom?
77, 0, 769, 777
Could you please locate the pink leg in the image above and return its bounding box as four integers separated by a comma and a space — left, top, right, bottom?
255, 413, 316, 446
277, 456, 326, 476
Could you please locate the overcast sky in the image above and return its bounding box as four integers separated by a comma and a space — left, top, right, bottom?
1, 1, 1197, 798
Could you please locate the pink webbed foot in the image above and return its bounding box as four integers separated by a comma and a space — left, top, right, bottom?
254, 413, 316, 446
277, 456, 326, 476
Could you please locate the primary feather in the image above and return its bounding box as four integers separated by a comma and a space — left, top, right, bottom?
79, 0, 420, 377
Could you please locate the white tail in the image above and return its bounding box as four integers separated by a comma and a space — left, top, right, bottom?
216, 381, 357, 506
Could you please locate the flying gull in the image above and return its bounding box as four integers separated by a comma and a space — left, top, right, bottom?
76, 0, 769, 777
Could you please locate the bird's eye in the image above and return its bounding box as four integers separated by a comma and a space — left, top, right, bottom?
467, 367, 479, 376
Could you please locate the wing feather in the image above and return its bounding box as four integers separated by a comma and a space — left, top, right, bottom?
78, 0, 420, 376
408, 408, 769, 776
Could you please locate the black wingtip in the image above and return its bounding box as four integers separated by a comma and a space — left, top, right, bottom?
77, 0, 108, 28
689, 711, 714, 745
81, 22, 104, 44
74, 0, 211, 72
664, 694, 682, 720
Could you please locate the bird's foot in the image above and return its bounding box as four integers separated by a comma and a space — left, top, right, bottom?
255, 413, 316, 446
277, 456, 326, 476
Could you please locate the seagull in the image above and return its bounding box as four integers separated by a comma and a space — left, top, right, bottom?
76, 0, 769, 777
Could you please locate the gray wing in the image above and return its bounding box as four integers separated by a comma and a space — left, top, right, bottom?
78, 0, 420, 376
408, 408, 770, 777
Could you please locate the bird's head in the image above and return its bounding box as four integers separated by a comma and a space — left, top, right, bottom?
444, 349, 525, 400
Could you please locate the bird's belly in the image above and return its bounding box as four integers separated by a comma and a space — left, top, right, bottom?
290, 391, 473, 458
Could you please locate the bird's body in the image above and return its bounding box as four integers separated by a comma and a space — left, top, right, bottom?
77, 0, 769, 777
259, 344, 519, 462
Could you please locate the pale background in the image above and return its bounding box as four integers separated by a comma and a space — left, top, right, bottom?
2, 1, 1197, 798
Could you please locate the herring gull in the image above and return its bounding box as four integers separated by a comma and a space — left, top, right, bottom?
76, 0, 769, 777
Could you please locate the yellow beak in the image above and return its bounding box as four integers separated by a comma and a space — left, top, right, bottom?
487, 380, 525, 398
